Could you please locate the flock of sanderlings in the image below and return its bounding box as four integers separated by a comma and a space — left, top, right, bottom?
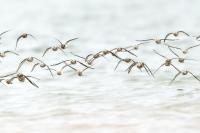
0, 30, 200, 88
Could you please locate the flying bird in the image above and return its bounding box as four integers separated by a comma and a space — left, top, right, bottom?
164, 31, 190, 42
15, 33, 36, 50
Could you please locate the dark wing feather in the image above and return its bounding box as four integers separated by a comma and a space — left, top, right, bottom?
15, 35, 23, 50
42, 47, 52, 57
27, 34, 37, 40
45, 65, 54, 77
164, 33, 173, 42
31, 63, 40, 72
25, 76, 39, 88
171, 64, 181, 72
70, 52, 86, 59
153, 50, 167, 59
0, 30, 10, 36
65, 38, 78, 44
122, 48, 137, 57
178, 31, 190, 36
55, 38, 63, 45
187, 44, 200, 51
168, 47, 179, 57
0, 72, 16, 78
154, 63, 165, 74
77, 61, 94, 69
144, 64, 154, 77
169, 72, 181, 85
16, 59, 28, 72
135, 39, 154, 42
4, 51, 19, 56
188, 71, 200, 82
114, 60, 123, 70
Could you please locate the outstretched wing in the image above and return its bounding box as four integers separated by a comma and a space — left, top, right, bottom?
42, 47, 52, 57
16, 59, 28, 72
31, 63, 40, 72
171, 64, 181, 72
164, 33, 173, 42
0, 30, 10, 37
58, 47, 67, 56
122, 48, 137, 57
108, 51, 122, 60
126, 63, 136, 74
33, 57, 44, 64
15, 35, 23, 50
25, 76, 39, 88
70, 52, 86, 60
61, 64, 77, 72
177, 31, 190, 36
4, 51, 19, 56
114, 60, 123, 70
135, 39, 154, 42
187, 44, 200, 51
85, 54, 93, 62
154, 63, 165, 75
144, 64, 154, 77
65, 38, 78, 44
168, 47, 179, 57
153, 49, 167, 59
77, 61, 94, 69
27, 34, 37, 40
0, 72, 16, 78
188, 71, 200, 82
0, 78, 6, 86
32, 57, 54, 78
55, 38, 63, 45
45, 65, 54, 78
169, 72, 181, 85
167, 45, 182, 50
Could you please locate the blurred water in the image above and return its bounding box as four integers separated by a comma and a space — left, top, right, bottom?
0, 0, 200, 133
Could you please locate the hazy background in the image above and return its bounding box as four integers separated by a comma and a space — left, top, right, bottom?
0, 0, 200, 133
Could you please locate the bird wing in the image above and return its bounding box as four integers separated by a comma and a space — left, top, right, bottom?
25, 76, 39, 88
27, 34, 37, 40
16, 59, 28, 72
31, 63, 40, 72
188, 71, 200, 82
187, 44, 200, 51
135, 39, 154, 41
4, 51, 19, 56
42, 47, 52, 57
65, 38, 78, 44
154, 63, 165, 75
168, 47, 179, 57
144, 64, 154, 77
15, 35, 23, 50
178, 31, 190, 36
164, 33, 173, 42
0, 30, 10, 36
169, 72, 181, 84
0, 72, 16, 78
153, 49, 167, 59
